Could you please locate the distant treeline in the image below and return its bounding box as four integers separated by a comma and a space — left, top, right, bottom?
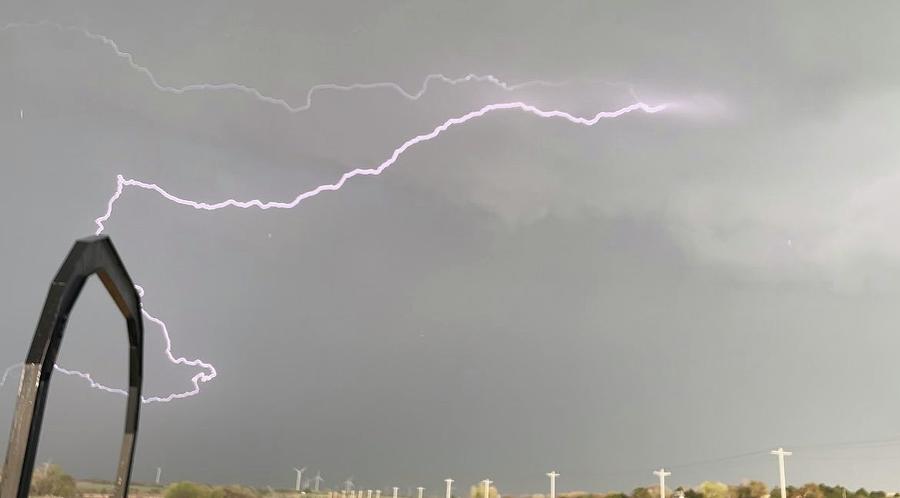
148, 481, 900, 498
561, 481, 897, 498
19, 468, 900, 498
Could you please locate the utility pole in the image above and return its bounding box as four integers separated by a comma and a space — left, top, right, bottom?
546, 471, 560, 498
653, 468, 671, 498
771, 447, 793, 498
445, 479, 454, 498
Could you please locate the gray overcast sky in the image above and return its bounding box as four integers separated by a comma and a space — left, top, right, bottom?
3, 0, 900, 494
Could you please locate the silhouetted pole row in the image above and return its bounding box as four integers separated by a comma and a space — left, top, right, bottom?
283, 448, 792, 498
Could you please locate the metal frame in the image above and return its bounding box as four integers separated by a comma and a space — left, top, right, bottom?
0, 235, 143, 498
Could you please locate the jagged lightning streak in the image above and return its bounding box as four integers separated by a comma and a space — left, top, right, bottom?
94, 100, 668, 232
45, 285, 218, 403
0, 302, 216, 403
1, 20, 565, 113
72, 100, 667, 402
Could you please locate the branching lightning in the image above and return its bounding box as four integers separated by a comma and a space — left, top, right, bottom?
0, 21, 671, 404
0, 299, 217, 403
1, 21, 565, 113
43, 285, 218, 403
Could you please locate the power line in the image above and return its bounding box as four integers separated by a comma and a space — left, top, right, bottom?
593, 433, 900, 478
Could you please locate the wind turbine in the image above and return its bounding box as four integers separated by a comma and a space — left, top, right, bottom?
295, 467, 307, 492
314, 472, 324, 492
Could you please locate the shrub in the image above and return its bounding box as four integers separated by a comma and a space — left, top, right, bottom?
165, 481, 213, 498
31, 464, 77, 498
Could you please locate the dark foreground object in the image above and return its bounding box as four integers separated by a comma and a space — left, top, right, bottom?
0, 236, 143, 498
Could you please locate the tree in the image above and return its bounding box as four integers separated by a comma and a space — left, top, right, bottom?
633, 487, 656, 498
820, 485, 838, 498
796, 484, 824, 498
698, 481, 732, 498
166, 481, 212, 498
31, 463, 77, 498
735, 481, 769, 498
684, 489, 704, 498
471, 484, 500, 498
210, 485, 260, 498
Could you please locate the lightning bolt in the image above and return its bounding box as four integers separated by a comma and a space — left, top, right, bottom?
48, 286, 218, 403
0, 20, 672, 404
94, 100, 667, 234
0, 300, 217, 403
1, 20, 566, 113
3, 100, 671, 403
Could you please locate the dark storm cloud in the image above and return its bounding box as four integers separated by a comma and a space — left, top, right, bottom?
3, 0, 900, 494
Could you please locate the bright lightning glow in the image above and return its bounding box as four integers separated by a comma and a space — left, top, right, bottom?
0, 21, 565, 113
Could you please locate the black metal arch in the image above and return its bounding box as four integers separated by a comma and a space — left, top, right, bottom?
0, 235, 143, 498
